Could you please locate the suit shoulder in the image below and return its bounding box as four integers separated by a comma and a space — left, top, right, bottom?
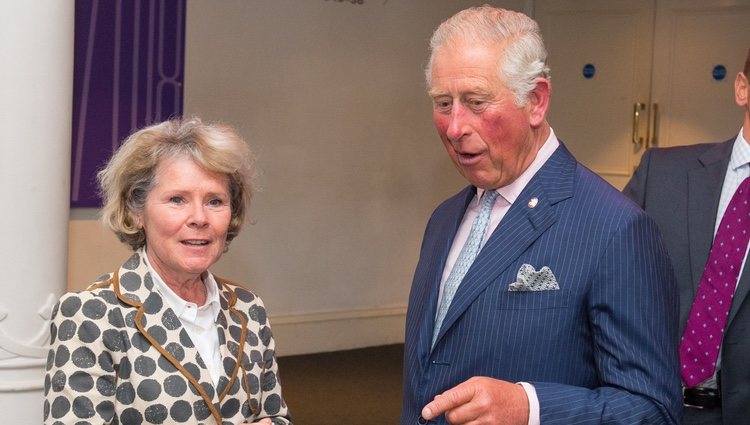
574, 163, 647, 218
652, 141, 722, 153
53, 277, 122, 320
568, 173, 659, 247
645, 142, 719, 163
216, 278, 271, 327
85, 273, 115, 291
57, 273, 120, 306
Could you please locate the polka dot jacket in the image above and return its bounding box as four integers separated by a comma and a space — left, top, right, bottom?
43, 249, 292, 425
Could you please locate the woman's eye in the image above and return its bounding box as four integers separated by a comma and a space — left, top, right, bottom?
208, 198, 225, 207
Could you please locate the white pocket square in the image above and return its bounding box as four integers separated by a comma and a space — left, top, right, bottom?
508, 264, 560, 291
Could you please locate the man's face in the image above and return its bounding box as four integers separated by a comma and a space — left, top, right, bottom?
736, 71, 750, 141
429, 41, 545, 190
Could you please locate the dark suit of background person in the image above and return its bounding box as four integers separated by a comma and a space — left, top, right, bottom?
623, 50, 750, 425
401, 6, 681, 425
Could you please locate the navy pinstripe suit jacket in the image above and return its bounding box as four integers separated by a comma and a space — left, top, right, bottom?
401, 144, 682, 424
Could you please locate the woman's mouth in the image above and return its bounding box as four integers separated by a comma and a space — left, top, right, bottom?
182, 239, 209, 246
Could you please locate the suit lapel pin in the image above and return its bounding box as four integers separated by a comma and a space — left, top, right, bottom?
528, 197, 538, 208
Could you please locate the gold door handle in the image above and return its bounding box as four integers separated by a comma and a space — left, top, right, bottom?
632, 102, 645, 145
646, 103, 658, 148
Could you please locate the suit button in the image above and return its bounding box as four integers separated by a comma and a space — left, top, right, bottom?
417, 416, 428, 424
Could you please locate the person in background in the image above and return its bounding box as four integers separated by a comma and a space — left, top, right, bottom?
44, 117, 292, 425
624, 48, 750, 425
401, 6, 681, 425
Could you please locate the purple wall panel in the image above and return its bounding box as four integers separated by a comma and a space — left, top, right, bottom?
71, 0, 185, 207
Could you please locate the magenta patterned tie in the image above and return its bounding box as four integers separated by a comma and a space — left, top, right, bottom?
680, 176, 750, 388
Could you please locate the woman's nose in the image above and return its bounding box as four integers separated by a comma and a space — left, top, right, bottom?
188, 204, 208, 227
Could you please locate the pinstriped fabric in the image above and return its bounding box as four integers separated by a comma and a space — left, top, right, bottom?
432, 190, 498, 347
401, 143, 682, 425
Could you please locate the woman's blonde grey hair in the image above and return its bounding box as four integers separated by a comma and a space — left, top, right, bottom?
97, 116, 257, 250
425, 6, 550, 106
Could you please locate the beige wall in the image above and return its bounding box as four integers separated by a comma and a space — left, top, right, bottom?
67, 0, 526, 354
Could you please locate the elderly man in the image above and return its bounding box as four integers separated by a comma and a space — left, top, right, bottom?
401, 6, 682, 425
624, 48, 750, 425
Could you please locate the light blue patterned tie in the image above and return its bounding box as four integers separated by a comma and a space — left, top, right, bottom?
432, 190, 499, 347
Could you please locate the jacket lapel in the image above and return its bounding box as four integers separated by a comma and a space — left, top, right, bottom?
417, 187, 475, 360
686, 138, 750, 331
729, 257, 750, 326
708, 139, 750, 326
214, 280, 251, 408
687, 140, 732, 295
431, 144, 575, 348
112, 249, 223, 424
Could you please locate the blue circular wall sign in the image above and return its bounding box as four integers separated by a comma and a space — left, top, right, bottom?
582, 63, 596, 79
713, 64, 727, 81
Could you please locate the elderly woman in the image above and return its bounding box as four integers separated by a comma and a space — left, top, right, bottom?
44, 117, 291, 425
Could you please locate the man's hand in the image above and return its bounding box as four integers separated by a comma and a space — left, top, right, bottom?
421, 377, 530, 425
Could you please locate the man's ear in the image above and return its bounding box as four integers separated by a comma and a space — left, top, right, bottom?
527, 78, 551, 128
735, 72, 748, 107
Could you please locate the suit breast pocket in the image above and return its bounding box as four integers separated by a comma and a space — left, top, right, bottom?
496, 289, 571, 310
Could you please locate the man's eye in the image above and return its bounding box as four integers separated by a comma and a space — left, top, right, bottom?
169, 196, 183, 204
434, 100, 452, 112
467, 99, 486, 109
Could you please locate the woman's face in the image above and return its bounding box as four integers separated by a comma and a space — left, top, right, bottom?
136, 156, 232, 285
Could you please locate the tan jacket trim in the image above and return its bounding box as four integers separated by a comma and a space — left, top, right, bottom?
86, 276, 114, 291
216, 278, 248, 402
111, 271, 142, 309
134, 307, 223, 424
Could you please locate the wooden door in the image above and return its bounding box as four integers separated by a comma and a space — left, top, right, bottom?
535, 0, 750, 188
651, 0, 750, 148
536, 0, 655, 189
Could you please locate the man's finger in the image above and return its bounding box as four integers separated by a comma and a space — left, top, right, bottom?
421, 382, 475, 419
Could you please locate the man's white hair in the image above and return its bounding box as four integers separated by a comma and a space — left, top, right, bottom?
426, 6, 550, 107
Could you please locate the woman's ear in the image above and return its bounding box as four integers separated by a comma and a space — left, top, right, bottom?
130, 211, 143, 230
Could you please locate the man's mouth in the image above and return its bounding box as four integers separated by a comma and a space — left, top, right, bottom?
457, 151, 483, 163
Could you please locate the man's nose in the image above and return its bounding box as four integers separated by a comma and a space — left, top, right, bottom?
445, 105, 469, 142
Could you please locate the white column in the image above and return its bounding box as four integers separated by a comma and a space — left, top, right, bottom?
0, 2, 73, 423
